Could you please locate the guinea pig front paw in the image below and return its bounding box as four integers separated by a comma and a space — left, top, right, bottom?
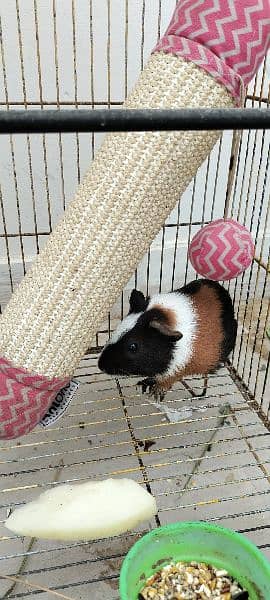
154, 387, 166, 402
137, 377, 156, 395
137, 378, 165, 402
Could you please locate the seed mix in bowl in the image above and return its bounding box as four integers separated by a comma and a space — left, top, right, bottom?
138, 561, 249, 599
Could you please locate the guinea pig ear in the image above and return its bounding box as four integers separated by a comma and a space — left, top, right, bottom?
149, 319, 183, 341
129, 289, 148, 314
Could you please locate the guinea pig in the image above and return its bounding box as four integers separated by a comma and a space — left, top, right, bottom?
98, 279, 237, 399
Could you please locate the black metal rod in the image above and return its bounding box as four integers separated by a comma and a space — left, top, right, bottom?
0, 108, 269, 133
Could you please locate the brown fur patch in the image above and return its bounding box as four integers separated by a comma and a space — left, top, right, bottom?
158, 285, 224, 391
151, 305, 178, 329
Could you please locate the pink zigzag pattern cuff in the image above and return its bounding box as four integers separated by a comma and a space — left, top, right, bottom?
154, 0, 270, 103
0, 356, 69, 440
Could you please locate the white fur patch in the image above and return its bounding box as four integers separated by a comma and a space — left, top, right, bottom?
148, 292, 197, 377
106, 312, 142, 346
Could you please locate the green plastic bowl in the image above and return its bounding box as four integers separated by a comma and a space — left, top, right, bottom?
119, 521, 270, 599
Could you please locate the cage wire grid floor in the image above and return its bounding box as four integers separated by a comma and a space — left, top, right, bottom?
0, 356, 270, 599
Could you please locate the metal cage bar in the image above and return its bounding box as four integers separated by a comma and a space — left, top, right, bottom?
0, 107, 270, 133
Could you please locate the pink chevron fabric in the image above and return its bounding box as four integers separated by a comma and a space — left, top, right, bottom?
154, 0, 270, 102
0, 357, 68, 439
188, 219, 255, 281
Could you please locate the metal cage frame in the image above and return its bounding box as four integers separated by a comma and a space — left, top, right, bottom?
0, 1, 269, 598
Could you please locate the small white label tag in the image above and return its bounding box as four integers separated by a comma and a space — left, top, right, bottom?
40, 379, 79, 428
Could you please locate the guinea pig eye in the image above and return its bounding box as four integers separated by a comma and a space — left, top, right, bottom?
128, 342, 138, 353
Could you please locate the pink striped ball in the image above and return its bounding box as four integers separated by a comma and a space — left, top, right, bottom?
188, 219, 255, 281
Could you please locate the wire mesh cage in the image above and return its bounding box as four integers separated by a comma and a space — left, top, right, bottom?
0, 1, 269, 598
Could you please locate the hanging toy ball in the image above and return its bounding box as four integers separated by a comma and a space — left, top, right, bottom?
188, 218, 255, 281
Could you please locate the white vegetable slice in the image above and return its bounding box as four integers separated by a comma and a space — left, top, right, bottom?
5, 478, 157, 541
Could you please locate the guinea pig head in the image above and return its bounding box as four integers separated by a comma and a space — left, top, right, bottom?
98, 290, 182, 377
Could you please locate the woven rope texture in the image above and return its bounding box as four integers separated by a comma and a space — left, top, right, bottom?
0, 53, 234, 378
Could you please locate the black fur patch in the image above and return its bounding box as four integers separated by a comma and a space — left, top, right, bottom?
98, 308, 175, 377
129, 289, 149, 314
